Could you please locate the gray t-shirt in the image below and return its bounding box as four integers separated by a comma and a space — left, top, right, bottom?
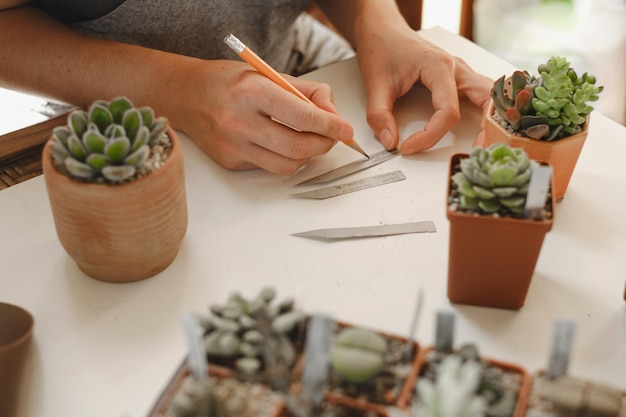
32, 0, 313, 72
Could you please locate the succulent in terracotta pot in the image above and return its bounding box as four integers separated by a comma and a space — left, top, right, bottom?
198, 286, 307, 386
481, 56, 603, 201
42, 96, 187, 283
49, 97, 169, 182
491, 56, 603, 142
451, 143, 534, 215
446, 143, 555, 310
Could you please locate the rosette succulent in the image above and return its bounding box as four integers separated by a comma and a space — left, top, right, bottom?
49, 96, 168, 182
491, 56, 603, 141
452, 144, 535, 215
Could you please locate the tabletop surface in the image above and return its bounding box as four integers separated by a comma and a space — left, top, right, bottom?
1, 27, 625, 417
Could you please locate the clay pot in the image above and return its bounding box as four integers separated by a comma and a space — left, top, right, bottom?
148, 363, 285, 417
42, 127, 187, 283
446, 153, 555, 310
411, 346, 533, 417
478, 100, 588, 201
291, 320, 421, 415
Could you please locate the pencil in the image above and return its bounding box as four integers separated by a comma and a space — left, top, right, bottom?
223, 33, 369, 158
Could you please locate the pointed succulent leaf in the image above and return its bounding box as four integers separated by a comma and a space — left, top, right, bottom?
491, 187, 517, 198
122, 108, 142, 141
67, 135, 87, 161
49, 140, 70, 163
82, 130, 107, 154
130, 126, 150, 152
472, 185, 495, 200
452, 172, 477, 198
124, 145, 150, 166
149, 117, 168, 145
500, 196, 526, 210
85, 153, 110, 171
139, 107, 154, 128
511, 168, 532, 186
64, 157, 95, 179
52, 126, 72, 147
478, 199, 500, 213
489, 164, 517, 186
460, 195, 478, 210
101, 164, 136, 182
68, 111, 89, 138
104, 123, 126, 139
108, 97, 134, 124
88, 103, 113, 133
105, 136, 131, 163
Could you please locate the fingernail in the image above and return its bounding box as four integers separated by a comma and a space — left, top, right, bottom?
379, 129, 394, 149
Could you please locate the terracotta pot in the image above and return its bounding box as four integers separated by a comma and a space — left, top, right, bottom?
291, 320, 421, 415
148, 362, 285, 417
478, 101, 589, 201
411, 346, 532, 417
446, 153, 555, 310
524, 371, 626, 416
42, 127, 187, 283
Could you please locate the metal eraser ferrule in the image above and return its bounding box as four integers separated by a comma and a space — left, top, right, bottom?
223, 33, 244, 54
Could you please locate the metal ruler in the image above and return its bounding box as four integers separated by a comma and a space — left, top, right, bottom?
296, 149, 400, 185
290, 170, 406, 200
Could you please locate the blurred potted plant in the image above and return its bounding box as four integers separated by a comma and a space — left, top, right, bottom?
446, 143, 555, 310
476, 56, 603, 200
407, 344, 532, 417
42, 96, 187, 283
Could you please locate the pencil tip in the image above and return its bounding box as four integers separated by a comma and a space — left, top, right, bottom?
347, 140, 369, 158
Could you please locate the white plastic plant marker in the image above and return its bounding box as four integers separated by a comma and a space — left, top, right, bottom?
181, 313, 208, 380
546, 319, 576, 379
290, 170, 406, 199
524, 165, 552, 219
300, 314, 335, 411
434, 311, 456, 353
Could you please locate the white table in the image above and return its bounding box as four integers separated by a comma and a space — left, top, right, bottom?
1, 27, 624, 417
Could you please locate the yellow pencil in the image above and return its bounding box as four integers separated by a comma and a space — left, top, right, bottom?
223, 33, 369, 158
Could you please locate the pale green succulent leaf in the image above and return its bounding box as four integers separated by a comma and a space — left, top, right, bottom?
104, 124, 125, 139
124, 145, 149, 167
472, 185, 495, 200
489, 166, 517, 187
452, 172, 477, 198
101, 164, 136, 182
64, 157, 95, 179
491, 187, 518, 198
108, 97, 133, 124
460, 195, 478, 210
139, 107, 154, 128
105, 136, 131, 163
52, 126, 71, 147
68, 135, 87, 161
82, 130, 107, 154
149, 117, 168, 145
130, 126, 150, 153
500, 196, 526, 210
122, 108, 142, 141
68, 111, 89, 138
49, 140, 69, 163
478, 199, 500, 213
88, 103, 113, 133
85, 153, 110, 171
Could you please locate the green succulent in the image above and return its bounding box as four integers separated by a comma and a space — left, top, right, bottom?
199, 287, 306, 379
491, 56, 603, 141
49, 96, 168, 182
330, 327, 387, 383
452, 144, 535, 215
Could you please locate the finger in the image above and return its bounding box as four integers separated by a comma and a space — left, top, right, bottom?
400, 62, 461, 154
364, 80, 400, 150
260, 87, 354, 144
